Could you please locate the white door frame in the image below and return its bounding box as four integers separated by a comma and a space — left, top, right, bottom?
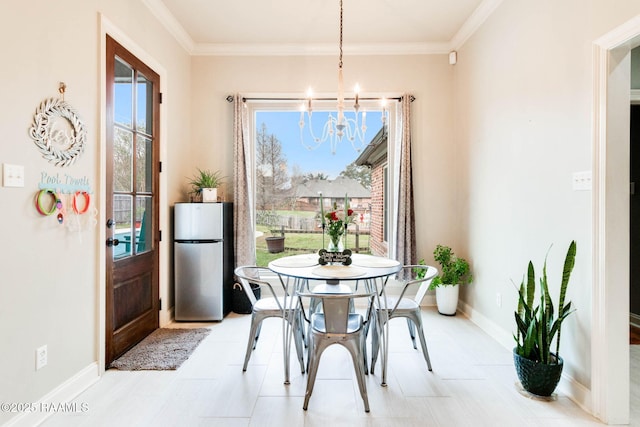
591, 15, 640, 424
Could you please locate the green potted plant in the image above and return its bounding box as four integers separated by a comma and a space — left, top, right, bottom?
428, 244, 472, 315
188, 168, 223, 202
513, 240, 576, 397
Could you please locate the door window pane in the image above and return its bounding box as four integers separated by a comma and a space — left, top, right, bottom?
135, 196, 152, 253
136, 136, 153, 193
113, 128, 133, 192
114, 57, 133, 128
113, 195, 133, 259
136, 73, 153, 135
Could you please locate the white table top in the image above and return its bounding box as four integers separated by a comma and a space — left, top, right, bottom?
268, 253, 402, 281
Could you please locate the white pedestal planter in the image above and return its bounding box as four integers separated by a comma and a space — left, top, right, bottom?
435, 284, 459, 315
202, 188, 218, 203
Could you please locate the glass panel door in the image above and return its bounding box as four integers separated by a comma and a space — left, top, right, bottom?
112, 56, 154, 259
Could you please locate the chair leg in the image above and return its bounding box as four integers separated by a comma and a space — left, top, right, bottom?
253, 322, 263, 350
290, 313, 306, 374
362, 330, 369, 375
409, 312, 432, 371
343, 339, 370, 412
370, 311, 382, 374
298, 310, 307, 348
243, 315, 261, 371
406, 318, 417, 349
303, 335, 327, 410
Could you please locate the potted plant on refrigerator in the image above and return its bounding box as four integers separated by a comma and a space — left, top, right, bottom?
428, 244, 472, 315
188, 168, 224, 202
513, 240, 576, 397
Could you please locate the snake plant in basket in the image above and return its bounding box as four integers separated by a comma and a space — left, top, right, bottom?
513, 240, 576, 397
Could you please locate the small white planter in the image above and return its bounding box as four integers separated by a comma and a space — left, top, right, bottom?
201, 188, 218, 203
435, 284, 459, 315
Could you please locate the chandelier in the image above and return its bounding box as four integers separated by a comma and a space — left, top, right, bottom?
299, 0, 385, 154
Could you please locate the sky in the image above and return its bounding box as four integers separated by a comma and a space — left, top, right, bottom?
256, 110, 383, 179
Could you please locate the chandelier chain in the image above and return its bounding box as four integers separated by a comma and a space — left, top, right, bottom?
339, 0, 343, 69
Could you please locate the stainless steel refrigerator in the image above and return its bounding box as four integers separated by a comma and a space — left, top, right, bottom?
174, 202, 233, 321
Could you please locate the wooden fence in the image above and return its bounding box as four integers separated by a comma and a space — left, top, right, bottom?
269, 224, 370, 253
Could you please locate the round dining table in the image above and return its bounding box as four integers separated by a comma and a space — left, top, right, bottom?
268, 252, 402, 385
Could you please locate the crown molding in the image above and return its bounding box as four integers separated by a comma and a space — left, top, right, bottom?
142, 0, 195, 53
450, 0, 504, 51
144, 0, 502, 57
192, 41, 451, 56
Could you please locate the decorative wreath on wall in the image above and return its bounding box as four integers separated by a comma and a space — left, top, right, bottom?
29, 84, 86, 167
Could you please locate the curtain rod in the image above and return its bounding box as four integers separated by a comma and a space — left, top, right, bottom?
225, 95, 415, 103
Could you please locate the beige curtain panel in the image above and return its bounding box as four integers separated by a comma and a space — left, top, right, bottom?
396, 93, 416, 269
233, 94, 256, 267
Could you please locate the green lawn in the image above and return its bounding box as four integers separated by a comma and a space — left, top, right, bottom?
255, 224, 370, 267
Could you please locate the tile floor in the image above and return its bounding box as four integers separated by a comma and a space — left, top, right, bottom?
41, 307, 611, 426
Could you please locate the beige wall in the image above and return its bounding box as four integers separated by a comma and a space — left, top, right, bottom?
0, 1, 191, 424
454, 0, 640, 398
5, 0, 640, 423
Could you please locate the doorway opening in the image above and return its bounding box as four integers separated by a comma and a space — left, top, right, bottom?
592, 16, 640, 424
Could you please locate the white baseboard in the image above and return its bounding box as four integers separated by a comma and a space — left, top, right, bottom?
160, 307, 174, 327
421, 294, 436, 307
457, 300, 593, 415
458, 299, 513, 349
2, 362, 99, 427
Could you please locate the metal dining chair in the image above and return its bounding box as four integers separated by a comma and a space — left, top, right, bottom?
234, 266, 305, 383
297, 288, 375, 412
369, 264, 438, 385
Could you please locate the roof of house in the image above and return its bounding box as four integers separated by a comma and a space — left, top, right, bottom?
355, 127, 387, 167
297, 177, 370, 198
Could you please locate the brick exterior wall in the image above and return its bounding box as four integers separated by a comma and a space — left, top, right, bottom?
369, 164, 387, 257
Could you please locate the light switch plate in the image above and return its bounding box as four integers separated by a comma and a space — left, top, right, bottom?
3, 164, 25, 187
572, 170, 592, 191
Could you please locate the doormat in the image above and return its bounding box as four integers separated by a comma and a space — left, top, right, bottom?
631, 325, 640, 345
110, 328, 211, 370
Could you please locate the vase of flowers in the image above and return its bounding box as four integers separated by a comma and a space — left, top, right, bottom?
327, 224, 344, 252
323, 201, 355, 252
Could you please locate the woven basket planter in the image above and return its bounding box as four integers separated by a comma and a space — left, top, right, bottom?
513, 348, 563, 397
232, 282, 261, 314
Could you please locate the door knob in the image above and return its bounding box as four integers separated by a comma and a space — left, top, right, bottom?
106, 237, 120, 247
106, 218, 116, 228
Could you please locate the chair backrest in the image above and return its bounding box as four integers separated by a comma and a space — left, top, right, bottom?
298, 291, 374, 334
234, 266, 275, 306
406, 265, 438, 304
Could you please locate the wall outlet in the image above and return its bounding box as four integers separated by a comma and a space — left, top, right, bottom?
496, 292, 502, 308
36, 345, 47, 370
